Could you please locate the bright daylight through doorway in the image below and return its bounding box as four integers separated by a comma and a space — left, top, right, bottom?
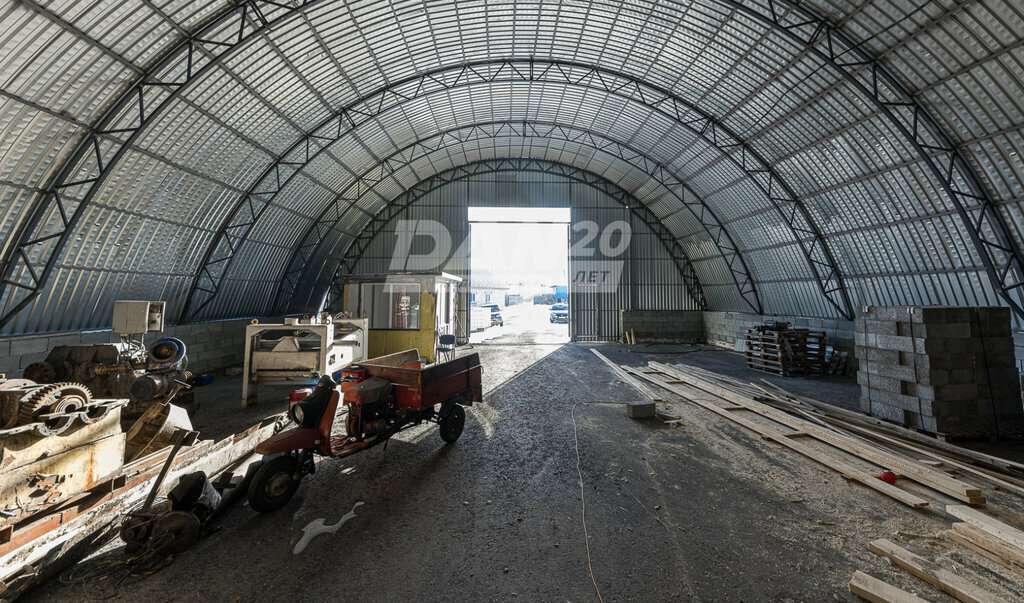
468, 207, 570, 345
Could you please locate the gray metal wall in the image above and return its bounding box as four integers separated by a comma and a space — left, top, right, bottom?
349, 170, 697, 341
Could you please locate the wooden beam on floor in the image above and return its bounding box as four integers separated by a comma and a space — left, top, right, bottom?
943, 523, 1024, 576
848, 570, 927, 603
947, 505, 1024, 552
625, 366, 928, 508
868, 538, 1004, 603
647, 362, 983, 505
590, 348, 664, 403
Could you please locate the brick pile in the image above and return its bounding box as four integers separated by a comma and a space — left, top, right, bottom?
855, 306, 1024, 438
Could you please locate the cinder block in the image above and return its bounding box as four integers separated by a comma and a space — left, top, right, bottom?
0, 339, 10, 357
626, 400, 656, 419
18, 352, 48, 370
9, 337, 47, 356
46, 333, 81, 348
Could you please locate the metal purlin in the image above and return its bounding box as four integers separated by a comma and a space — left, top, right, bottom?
0, 0, 310, 329
269, 121, 754, 315
723, 0, 1024, 317
3, 0, 1014, 327
312, 158, 708, 314
180, 59, 842, 320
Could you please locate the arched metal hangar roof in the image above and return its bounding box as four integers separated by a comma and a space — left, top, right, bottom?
1, 0, 1023, 334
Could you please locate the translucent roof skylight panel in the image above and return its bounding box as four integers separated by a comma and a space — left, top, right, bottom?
3, 34, 129, 126
69, 0, 173, 65
0, 106, 79, 187
961, 127, 1024, 204
0, 184, 40, 260
181, 66, 299, 156
223, 40, 328, 128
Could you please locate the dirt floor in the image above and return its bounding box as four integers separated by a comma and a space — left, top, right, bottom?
26, 343, 1024, 601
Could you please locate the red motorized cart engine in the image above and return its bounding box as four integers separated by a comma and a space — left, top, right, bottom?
344, 377, 393, 439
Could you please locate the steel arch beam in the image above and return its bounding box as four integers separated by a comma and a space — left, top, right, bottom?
0, 0, 310, 329
5, 0, 1013, 326
181, 59, 846, 321
723, 0, 1024, 317
268, 120, 755, 315
310, 159, 708, 314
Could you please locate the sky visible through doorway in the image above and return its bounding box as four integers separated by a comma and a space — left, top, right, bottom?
469, 207, 569, 287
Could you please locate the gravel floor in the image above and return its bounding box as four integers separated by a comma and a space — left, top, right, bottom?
25, 343, 1024, 602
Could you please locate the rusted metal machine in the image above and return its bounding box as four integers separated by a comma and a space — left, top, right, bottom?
21, 301, 194, 417
0, 375, 127, 525
247, 349, 482, 512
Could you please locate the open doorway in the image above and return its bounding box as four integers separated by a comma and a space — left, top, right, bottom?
468, 207, 570, 344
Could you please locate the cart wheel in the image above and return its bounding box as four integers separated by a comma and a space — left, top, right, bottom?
439, 404, 466, 443
248, 455, 301, 512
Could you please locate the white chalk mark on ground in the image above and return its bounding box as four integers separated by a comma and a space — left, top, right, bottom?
293, 501, 365, 554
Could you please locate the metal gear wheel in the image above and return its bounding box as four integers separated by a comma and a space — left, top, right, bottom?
18, 383, 92, 437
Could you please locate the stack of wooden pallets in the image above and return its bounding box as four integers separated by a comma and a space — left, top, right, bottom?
744, 324, 827, 376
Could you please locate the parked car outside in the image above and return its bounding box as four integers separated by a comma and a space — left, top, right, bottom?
481, 303, 503, 327
550, 303, 568, 323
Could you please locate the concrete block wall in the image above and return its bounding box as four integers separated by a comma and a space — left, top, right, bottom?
0, 319, 251, 379
620, 310, 703, 342
702, 311, 856, 357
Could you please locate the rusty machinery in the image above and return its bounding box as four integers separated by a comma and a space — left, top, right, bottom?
22, 301, 196, 417
0, 376, 123, 437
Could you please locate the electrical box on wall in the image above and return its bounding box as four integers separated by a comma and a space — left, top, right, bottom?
112, 300, 165, 335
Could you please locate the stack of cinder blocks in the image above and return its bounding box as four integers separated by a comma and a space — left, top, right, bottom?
855, 306, 1024, 439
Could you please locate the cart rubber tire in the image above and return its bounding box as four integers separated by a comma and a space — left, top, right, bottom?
248, 455, 301, 512
439, 404, 466, 443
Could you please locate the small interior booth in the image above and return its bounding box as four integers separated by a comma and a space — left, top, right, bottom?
338, 272, 462, 363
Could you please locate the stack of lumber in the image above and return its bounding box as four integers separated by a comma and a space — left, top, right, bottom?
624, 361, 995, 508
594, 355, 1024, 599
942, 505, 1024, 577
744, 325, 827, 376
855, 305, 1024, 439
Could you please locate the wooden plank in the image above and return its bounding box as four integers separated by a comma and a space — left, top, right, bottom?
627, 367, 928, 508
869, 538, 1004, 603
838, 422, 1024, 498
947, 505, 1024, 552
758, 380, 1024, 475
650, 362, 982, 504
944, 524, 1024, 576
589, 349, 663, 402
848, 570, 927, 603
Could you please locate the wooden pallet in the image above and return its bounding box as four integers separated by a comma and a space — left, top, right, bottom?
744, 327, 826, 376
